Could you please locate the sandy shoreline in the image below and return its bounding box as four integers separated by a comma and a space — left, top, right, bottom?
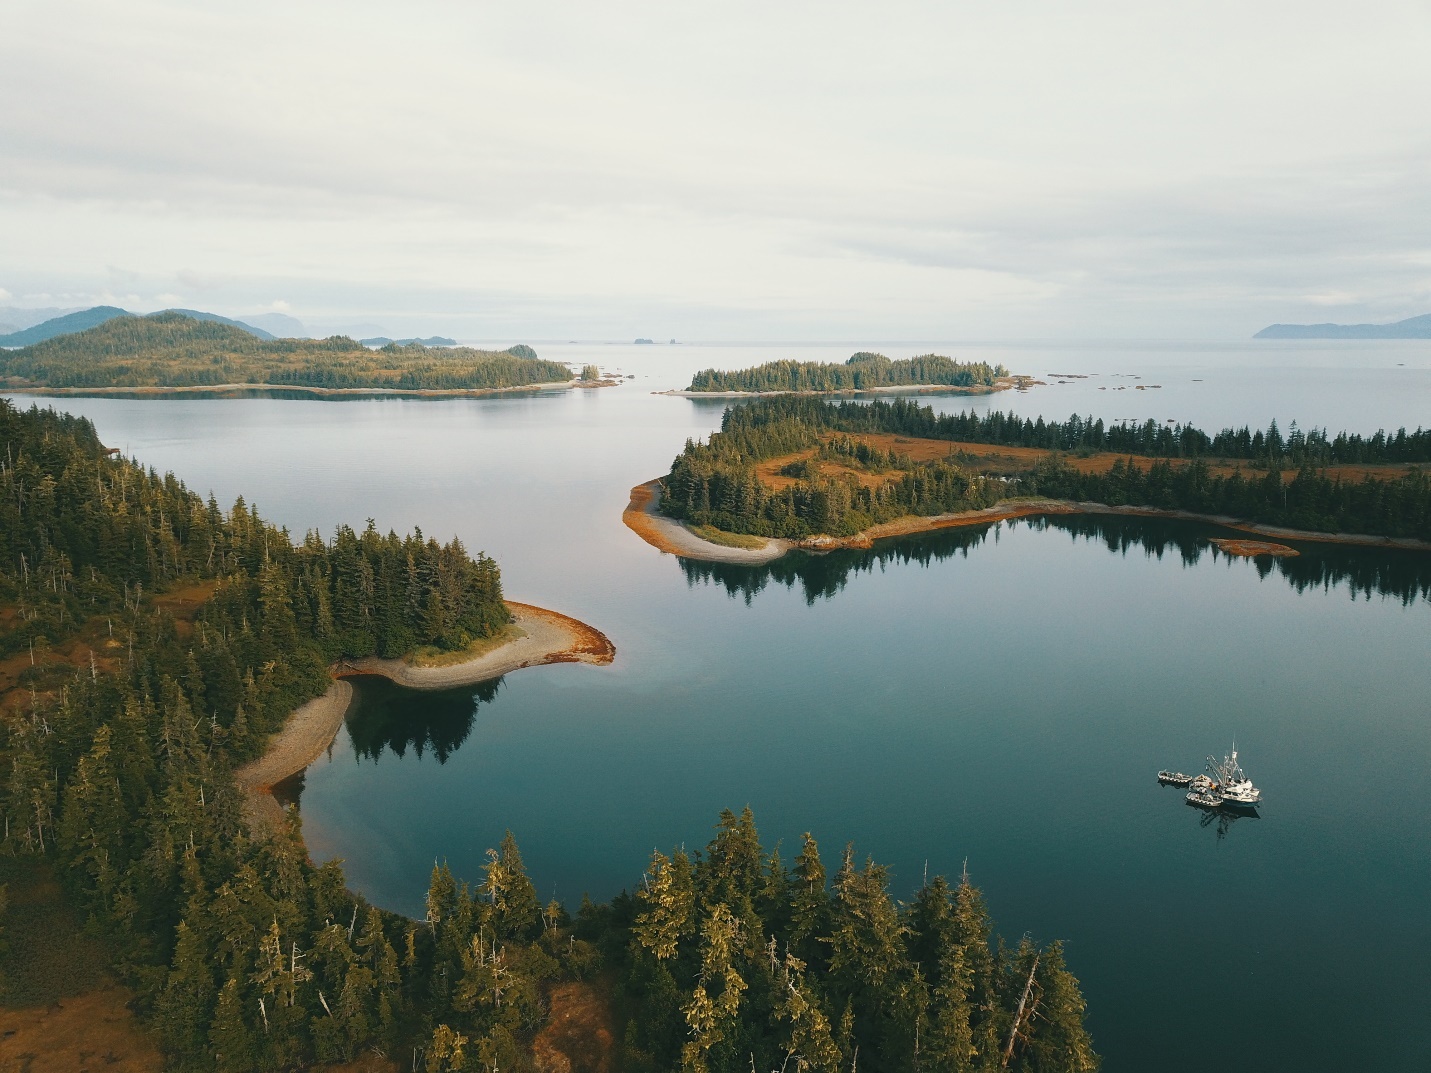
624, 480, 1431, 564
623, 481, 791, 564
236, 602, 615, 830
3, 378, 618, 400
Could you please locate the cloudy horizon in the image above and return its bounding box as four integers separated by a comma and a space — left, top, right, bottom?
4, 1, 1430, 341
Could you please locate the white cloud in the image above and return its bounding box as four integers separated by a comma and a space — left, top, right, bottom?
0, 1, 1428, 337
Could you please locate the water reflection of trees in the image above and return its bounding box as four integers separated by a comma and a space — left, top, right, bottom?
680, 526, 992, 604
344, 675, 504, 763
679, 514, 1431, 606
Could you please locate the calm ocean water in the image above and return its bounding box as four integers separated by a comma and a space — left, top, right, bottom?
11, 338, 1431, 1071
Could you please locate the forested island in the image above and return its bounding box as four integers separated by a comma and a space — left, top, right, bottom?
0, 398, 1096, 1071
638, 396, 1431, 557
0, 313, 576, 394
679, 352, 1015, 394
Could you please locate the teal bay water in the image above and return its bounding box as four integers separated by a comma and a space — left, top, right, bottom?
12, 338, 1431, 1071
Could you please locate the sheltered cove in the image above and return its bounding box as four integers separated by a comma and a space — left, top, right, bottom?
624, 479, 1431, 564
236, 602, 615, 830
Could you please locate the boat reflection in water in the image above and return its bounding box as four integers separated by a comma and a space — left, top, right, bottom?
1197, 805, 1259, 841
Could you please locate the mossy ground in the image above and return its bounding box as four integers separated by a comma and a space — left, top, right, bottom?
689, 524, 770, 549
407, 621, 527, 668
0, 856, 113, 1006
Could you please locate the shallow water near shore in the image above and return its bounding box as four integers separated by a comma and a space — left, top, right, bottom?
11, 337, 1431, 1072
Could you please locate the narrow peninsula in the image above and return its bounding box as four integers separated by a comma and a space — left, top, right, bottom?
0, 311, 616, 396
626, 396, 1431, 563
662, 350, 1027, 396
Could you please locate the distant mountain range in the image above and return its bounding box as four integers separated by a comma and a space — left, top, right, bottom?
240, 311, 308, 337
0, 306, 133, 346
0, 307, 88, 332
1255, 313, 1431, 339
0, 305, 283, 347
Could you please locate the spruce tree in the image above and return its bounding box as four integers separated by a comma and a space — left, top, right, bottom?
157, 920, 219, 1066
634, 849, 696, 962
926, 944, 977, 1073
681, 903, 748, 1073
952, 873, 1003, 1065
209, 975, 259, 1073
789, 835, 830, 962
775, 953, 841, 1073
1021, 942, 1099, 1073
484, 831, 541, 942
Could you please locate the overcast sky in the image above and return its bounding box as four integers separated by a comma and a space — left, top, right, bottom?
3, 1, 1429, 340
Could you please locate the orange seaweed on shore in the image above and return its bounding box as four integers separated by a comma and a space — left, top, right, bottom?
1211, 538, 1299, 558
501, 602, 616, 665
623, 481, 689, 556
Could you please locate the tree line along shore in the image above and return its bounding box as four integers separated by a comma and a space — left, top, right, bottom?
651, 396, 1431, 550
0, 312, 579, 393
0, 398, 1097, 1072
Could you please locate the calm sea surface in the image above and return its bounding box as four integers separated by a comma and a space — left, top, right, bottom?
11, 339, 1431, 1071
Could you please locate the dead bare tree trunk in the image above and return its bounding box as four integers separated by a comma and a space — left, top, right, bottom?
1002, 953, 1040, 1068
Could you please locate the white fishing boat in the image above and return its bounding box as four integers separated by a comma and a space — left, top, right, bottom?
1207, 745, 1261, 808
1186, 789, 1222, 809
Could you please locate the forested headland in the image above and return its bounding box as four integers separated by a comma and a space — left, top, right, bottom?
659, 396, 1431, 542
685, 352, 1012, 394
0, 313, 573, 393
0, 398, 1096, 1071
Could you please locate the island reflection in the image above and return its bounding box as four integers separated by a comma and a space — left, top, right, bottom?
344, 674, 505, 764
679, 515, 1431, 606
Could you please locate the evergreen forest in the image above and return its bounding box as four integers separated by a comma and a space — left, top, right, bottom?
660, 397, 1431, 540
687, 353, 1010, 393
0, 313, 573, 392
0, 398, 1097, 1071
